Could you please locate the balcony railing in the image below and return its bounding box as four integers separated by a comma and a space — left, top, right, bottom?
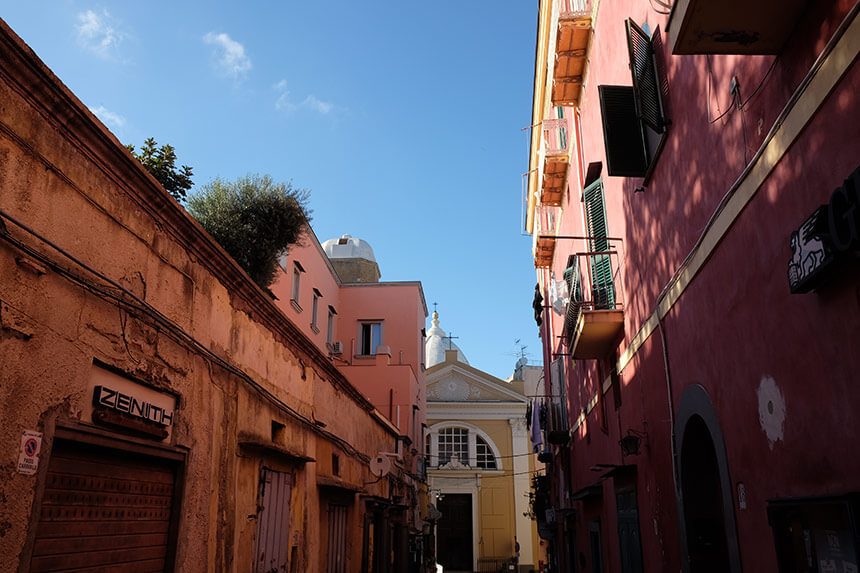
559, 0, 591, 17
552, 0, 593, 107
533, 206, 561, 267
561, 238, 625, 359
542, 116, 571, 157
540, 114, 572, 206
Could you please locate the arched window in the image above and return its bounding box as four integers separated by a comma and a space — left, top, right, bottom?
427, 424, 501, 471
475, 435, 497, 469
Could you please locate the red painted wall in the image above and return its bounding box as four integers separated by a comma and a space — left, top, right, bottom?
537, 1, 860, 571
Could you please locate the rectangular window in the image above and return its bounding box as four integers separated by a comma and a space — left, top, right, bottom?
311, 289, 321, 332
438, 427, 469, 467
291, 262, 304, 308
327, 306, 336, 346
359, 321, 383, 355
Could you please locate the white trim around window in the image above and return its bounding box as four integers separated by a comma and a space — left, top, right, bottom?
426, 421, 503, 471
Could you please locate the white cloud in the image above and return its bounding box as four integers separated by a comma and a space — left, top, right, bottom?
76, 9, 124, 59
273, 81, 335, 115
302, 95, 333, 115
203, 32, 252, 80
89, 105, 126, 130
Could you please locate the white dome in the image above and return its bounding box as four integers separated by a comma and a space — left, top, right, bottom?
322, 234, 377, 262
425, 311, 469, 368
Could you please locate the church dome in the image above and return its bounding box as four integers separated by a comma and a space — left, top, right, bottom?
425, 311, 469, 368
322, 234, 377, 262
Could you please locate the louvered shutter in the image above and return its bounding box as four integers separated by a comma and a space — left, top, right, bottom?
599, 86, 647, 177
563, 259, 582, 341
626, 19, 666, 132
583, 180, 615, 309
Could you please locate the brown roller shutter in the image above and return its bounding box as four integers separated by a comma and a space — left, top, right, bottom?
30, 439, 178, 573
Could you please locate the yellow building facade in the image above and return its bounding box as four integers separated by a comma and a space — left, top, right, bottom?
424, 313, 538, 573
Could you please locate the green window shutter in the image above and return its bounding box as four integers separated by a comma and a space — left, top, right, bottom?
583, 180, 615, 309
557, 106, 568, 150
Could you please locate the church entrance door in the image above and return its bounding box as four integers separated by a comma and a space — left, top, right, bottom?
437, 493, 473, 571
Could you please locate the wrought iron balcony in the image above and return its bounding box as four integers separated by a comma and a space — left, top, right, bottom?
561, 240, 624, 359
540, 114, 572, 206
552, 0, 594, 107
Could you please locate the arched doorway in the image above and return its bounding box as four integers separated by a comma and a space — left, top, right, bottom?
680, 415, 730, 572
675, 385, 742, 573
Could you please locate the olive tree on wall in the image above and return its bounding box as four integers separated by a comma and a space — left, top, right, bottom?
186, 174, 312, 289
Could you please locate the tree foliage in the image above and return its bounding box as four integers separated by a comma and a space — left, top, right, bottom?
127, 138, 194, 202
186, 174, 312, 289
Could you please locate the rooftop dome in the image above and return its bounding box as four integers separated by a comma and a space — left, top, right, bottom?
425, 311, 469, 368
322, 234, 377, 262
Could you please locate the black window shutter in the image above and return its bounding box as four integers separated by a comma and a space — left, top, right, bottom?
626, 19, 666, 132
563, 258, 582, 340
599, 85, 647, 178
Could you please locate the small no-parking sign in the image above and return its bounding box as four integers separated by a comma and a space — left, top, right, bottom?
17, 430, 42, 475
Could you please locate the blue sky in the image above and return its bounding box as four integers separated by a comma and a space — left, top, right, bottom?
1, 2, 540, 379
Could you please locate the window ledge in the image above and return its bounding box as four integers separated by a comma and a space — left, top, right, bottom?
310, 325, 320, 334
290, 299, 302, 313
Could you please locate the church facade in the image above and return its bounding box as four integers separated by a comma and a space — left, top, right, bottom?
424, 313, 539, 573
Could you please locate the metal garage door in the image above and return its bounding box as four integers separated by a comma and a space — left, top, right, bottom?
30, 438, 178, 572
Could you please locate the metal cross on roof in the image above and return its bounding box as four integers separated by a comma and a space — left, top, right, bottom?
442, 333, 459, 350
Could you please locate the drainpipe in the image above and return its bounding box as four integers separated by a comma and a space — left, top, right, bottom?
656, 309, 679, 495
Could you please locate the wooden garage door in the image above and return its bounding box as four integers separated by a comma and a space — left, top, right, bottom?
30, 439, 178, 573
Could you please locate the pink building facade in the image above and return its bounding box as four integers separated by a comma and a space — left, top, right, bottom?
528, 1, 860, 572
271, 232, 429, 471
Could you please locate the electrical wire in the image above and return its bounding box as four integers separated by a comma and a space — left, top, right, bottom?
0, 209, 374, 464
654, 0, 860, 317
739, 56, 780, 110
706, 55, 738, 124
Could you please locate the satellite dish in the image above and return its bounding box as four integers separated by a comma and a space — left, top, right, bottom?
369, 454, 391, 477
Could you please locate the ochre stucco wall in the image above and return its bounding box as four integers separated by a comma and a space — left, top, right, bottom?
0, 18, 408, 573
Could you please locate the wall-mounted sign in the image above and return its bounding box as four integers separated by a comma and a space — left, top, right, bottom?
788, 164, 860, 293
93, 385, 174, 426
87, 364, 177, 441
17, 430, 42, 475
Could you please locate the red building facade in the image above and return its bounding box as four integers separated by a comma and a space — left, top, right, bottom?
527, 1, 860, 571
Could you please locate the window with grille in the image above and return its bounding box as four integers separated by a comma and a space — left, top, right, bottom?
476, 436, 497, 469
438, 427, 469, 466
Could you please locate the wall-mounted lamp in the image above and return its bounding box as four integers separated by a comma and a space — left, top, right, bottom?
619, 429, 648, 457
